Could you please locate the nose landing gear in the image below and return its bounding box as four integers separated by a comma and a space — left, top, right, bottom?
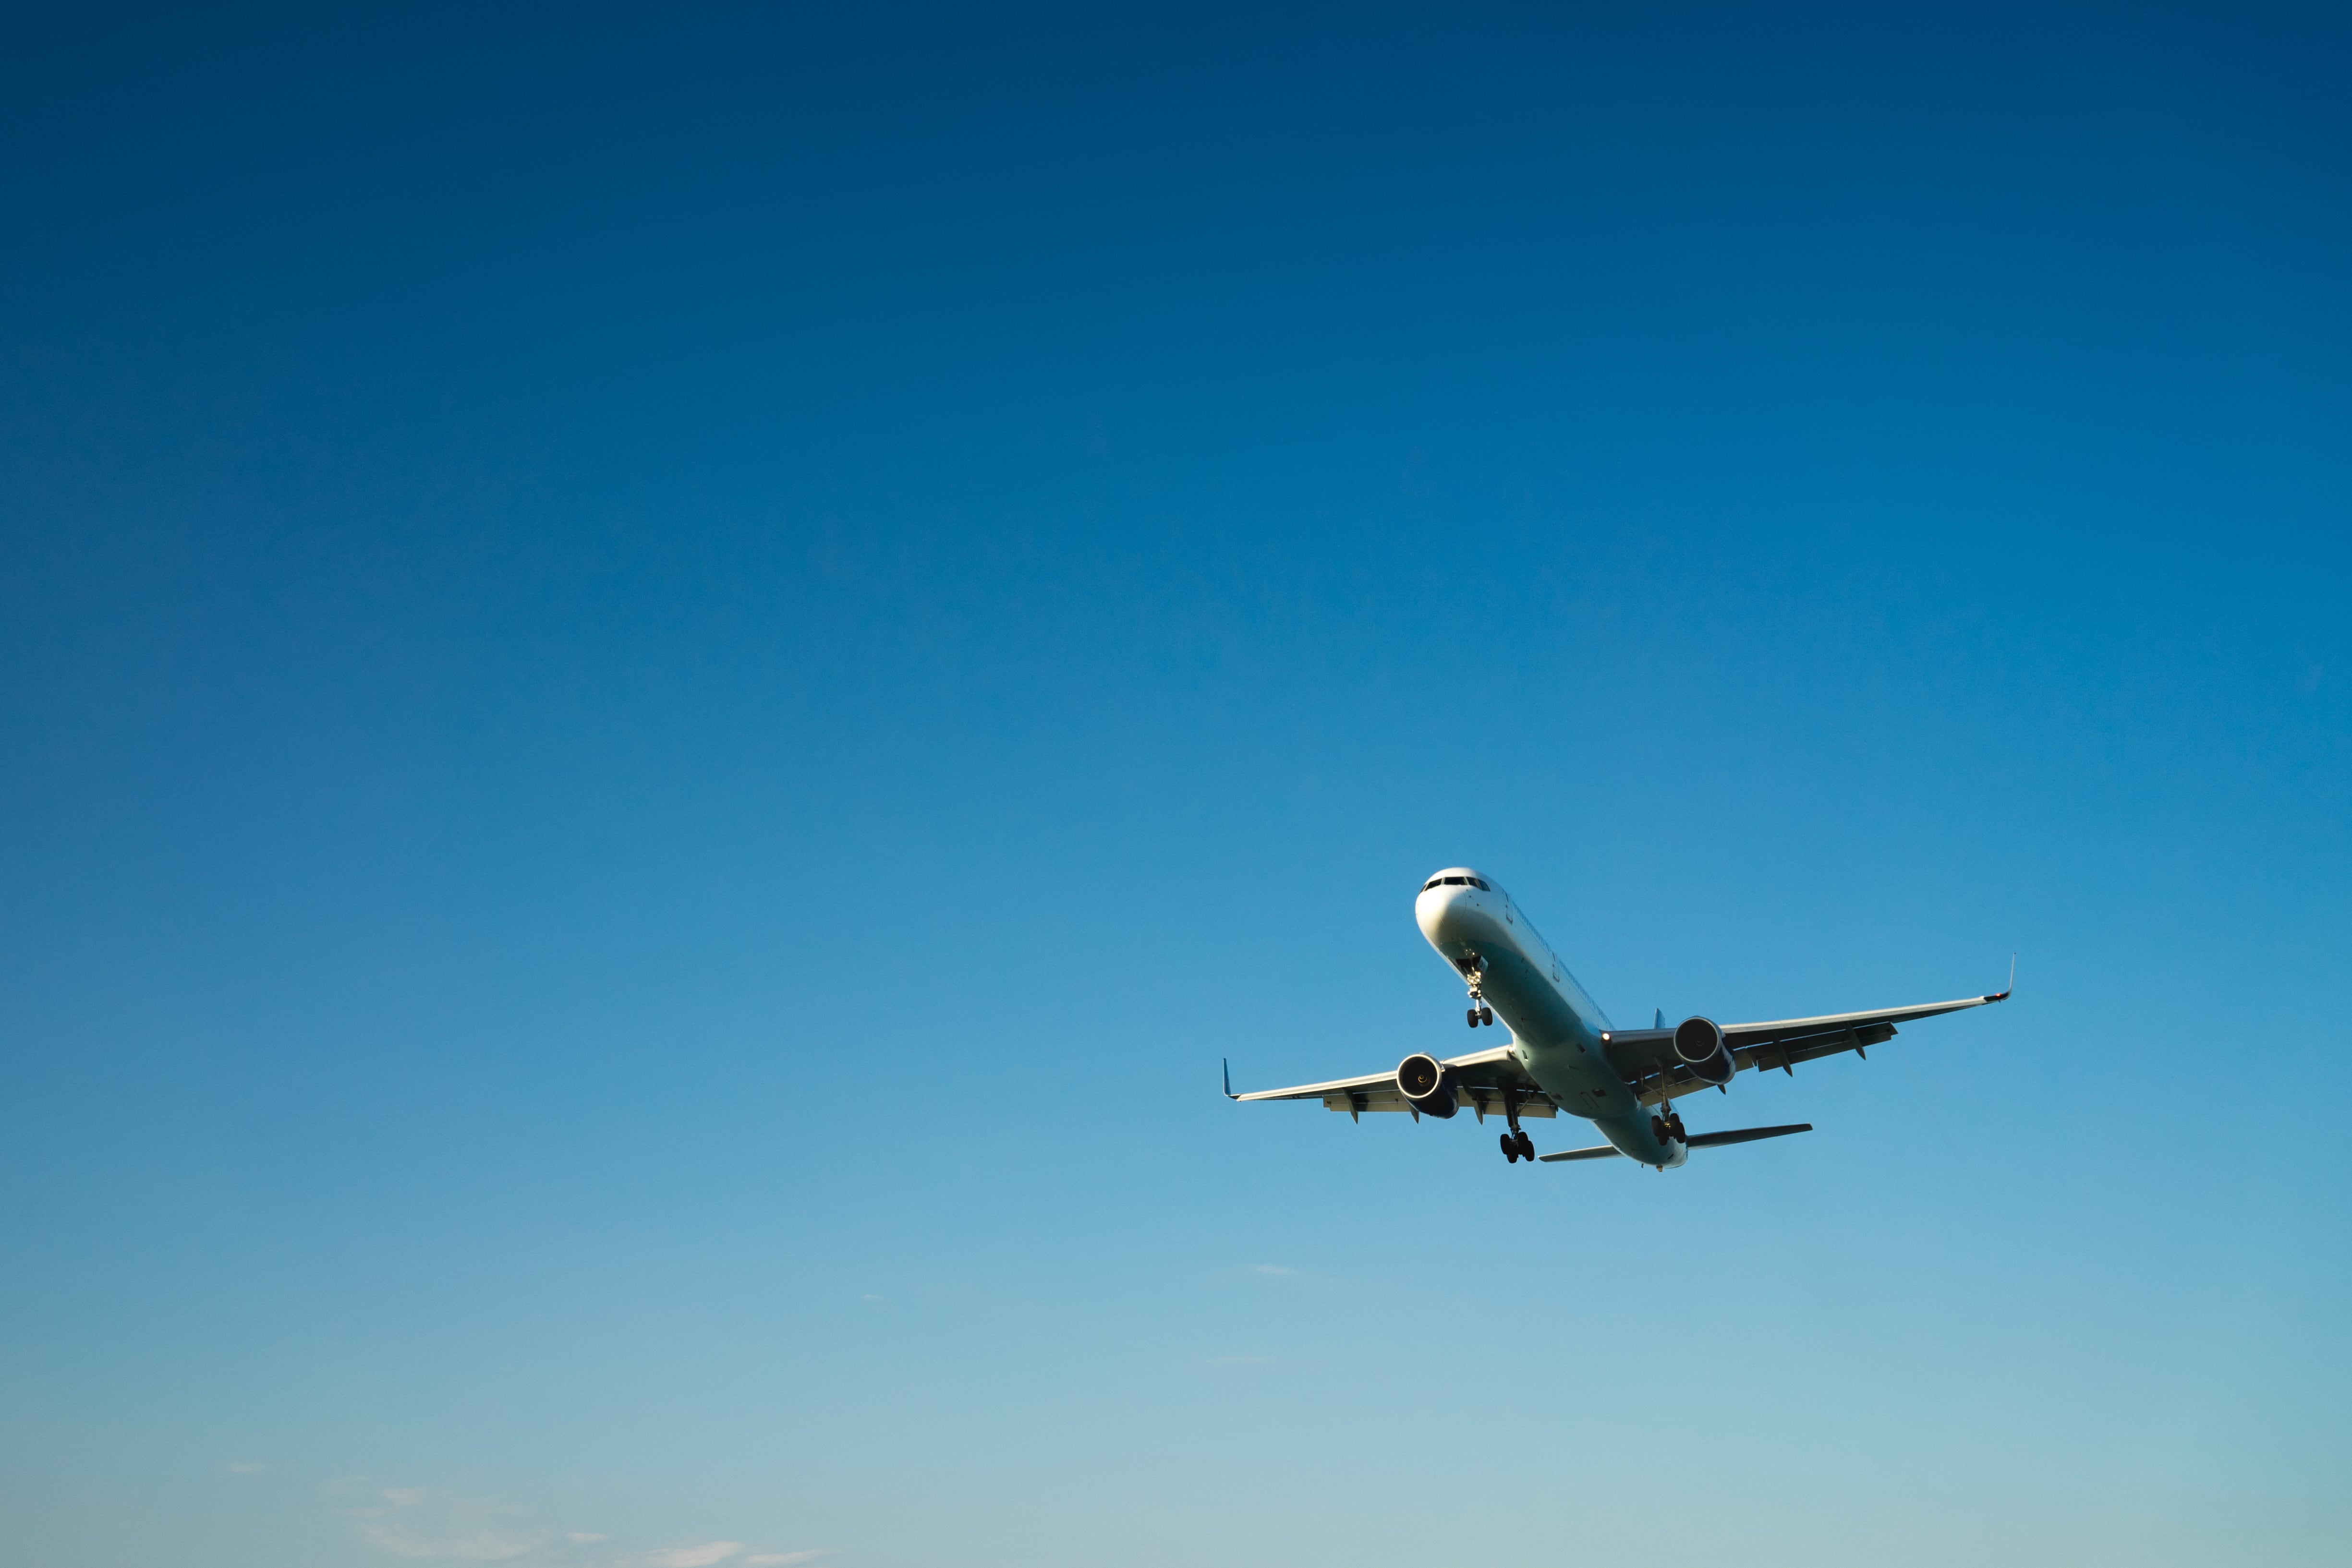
1457, 954, 1495, 1027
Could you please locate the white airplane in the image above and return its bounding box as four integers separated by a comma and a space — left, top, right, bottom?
1226, 867, 2009, 1169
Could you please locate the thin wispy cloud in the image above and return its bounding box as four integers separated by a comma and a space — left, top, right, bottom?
327, 1480, 814, 1568
626, 1542, 824, 1568
335, 1484, 555, 1562
642, 1546, 742, 1568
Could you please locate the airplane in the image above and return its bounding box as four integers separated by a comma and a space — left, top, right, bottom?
1225, 867, 2009, 1170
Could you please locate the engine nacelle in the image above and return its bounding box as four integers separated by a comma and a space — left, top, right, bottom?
1673, 1015, 1736, 1086
1394, 1052, 1459, 1118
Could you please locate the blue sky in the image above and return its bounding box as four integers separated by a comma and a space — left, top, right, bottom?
2, 4, 2347, 1565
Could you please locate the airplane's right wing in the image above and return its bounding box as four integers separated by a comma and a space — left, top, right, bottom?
1225, 1045, 1561, 1122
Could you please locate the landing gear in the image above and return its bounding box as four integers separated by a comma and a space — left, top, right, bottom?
1497, 1090, 1535, 1165
1650, 1110, 1688, 1144
1457, 953, 1493, 1027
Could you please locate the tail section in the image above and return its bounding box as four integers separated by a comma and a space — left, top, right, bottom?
1537, 1123, 1812, 1163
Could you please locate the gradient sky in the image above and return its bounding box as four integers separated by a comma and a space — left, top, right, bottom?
3, 5, 2348, 1567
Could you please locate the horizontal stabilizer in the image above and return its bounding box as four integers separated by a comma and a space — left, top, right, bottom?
1685, 1123, 1812, 1148
1536, 1123, 1814, 1163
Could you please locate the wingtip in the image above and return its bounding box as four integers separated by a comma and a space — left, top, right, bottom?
1985, 953, 2016, 1003
1222, 1057, 1236, 1099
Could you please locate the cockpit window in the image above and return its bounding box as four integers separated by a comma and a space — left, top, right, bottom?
1471, 878, 1490, 890
1424, 874, 1493, 891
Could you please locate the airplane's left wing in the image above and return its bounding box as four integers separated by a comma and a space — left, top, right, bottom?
1602, 986, 2011, 1102
1225, 1046, 1560, 1121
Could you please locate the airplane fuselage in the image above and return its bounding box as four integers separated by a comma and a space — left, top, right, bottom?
1415, 869, 1687, 1167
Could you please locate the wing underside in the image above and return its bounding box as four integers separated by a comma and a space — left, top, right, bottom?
1608, 991, 2008, 1105
1228, 1045, 1560, 1121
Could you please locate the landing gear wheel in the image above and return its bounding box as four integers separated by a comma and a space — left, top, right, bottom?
1668, 1115, 1687, 1142
1514, 1129, 1535, 1161
1650, 1114, 1668, 1141
1467, 1007, 1480, 1028
1500, 1133, 1519, 1162
1479, 1005, 1496, 1027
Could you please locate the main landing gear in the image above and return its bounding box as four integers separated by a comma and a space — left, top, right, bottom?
1466, 1004, 1495, 1028
1498, 1088, 1535, 1164
1650, 1109, 1687, 1145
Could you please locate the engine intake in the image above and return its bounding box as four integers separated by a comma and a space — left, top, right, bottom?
1673, 1015, 1736, 1086
1394, 1053, 1458, 1117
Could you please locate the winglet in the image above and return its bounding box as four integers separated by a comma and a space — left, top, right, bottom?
1986, 953, 2015, 1003
1222, 1058, 1236, 1100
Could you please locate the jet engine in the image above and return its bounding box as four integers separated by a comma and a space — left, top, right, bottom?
1394, 1052, 1459, 1118
1673, 1015, 1736, 1086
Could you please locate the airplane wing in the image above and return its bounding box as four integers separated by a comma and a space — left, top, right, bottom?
1602, 987, 2011, 1103
1225, 979, 2011, 1116
1224, 1045, 1561, 1122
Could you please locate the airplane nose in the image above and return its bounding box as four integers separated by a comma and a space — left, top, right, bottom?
1416, 886, 1474, 945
